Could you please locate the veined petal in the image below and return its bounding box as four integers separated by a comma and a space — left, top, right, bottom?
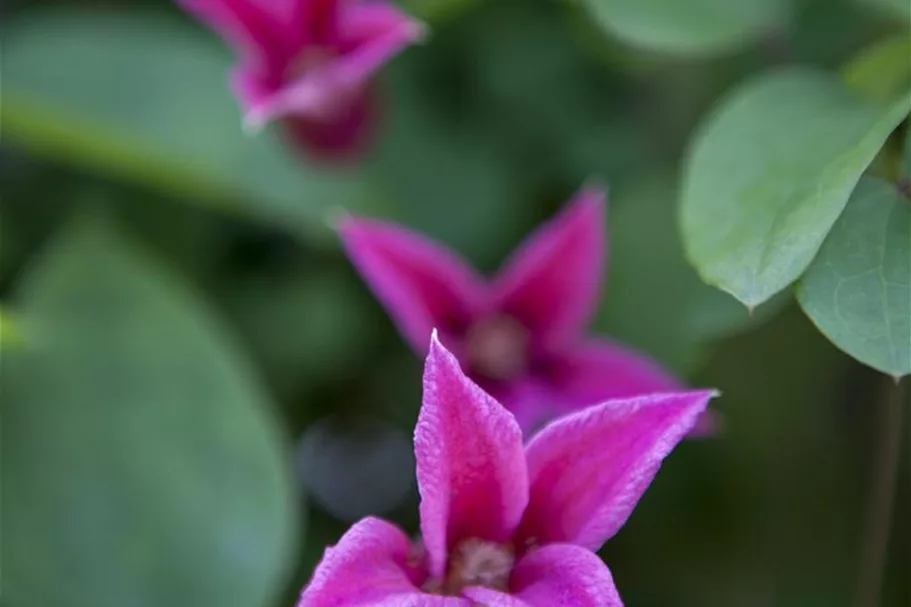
516, 390, 717, 551
461, 587, 530, 606
178, 0, 287, 63
511, 544, 623, 607
492, 187, 606, 346
544, 338, 681, 413
298, 517, 435, 607
244, 4, 424, 126
338, 218, 486, 354
416, 335, 529, 579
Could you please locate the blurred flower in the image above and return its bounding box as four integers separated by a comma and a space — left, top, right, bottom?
298, 334, 716, 606
340, 186, 704, 433
177, 0, 425, 158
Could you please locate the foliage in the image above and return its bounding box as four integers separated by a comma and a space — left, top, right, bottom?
1, 0, 909, 604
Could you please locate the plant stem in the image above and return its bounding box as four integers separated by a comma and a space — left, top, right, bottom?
853, 376, 906, 607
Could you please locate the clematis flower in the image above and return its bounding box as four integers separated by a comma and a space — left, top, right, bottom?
177, 0, 425, 158
339, 186, 706, 433
298, 334, 717, 606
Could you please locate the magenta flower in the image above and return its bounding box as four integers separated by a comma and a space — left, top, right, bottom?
298, 334, 716, 606
177, 0, 425, 158
339, 186, 690, 432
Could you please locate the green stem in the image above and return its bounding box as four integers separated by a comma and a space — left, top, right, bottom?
853, 376, 906, 607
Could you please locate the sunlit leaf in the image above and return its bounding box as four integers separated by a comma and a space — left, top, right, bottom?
681, 67, 911, 307
579, 0, 789, 56
841, 34, 911, 103
796, 177, 910, 377
1, 10, 369, 244
2, 219, 299, 607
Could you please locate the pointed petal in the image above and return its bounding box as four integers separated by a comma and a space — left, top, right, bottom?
338, 218, 486, 353
177, 0, 287, 62
544, 338, 681, 412
516, 390, 717, 551
416, 335, 529, 579
298, 517, 443, 607
492, 188, 606, 345
244, 5, 424, 126
461, 588, 530, 606
510, 544, 623, 607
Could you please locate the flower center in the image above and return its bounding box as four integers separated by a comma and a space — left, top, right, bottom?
464, 315, 529, 382
442, 538, 514, 595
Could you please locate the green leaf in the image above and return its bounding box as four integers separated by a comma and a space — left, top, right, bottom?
904, 123, 911, 178
595, 173, 788, 374
796, 177, 910, 377
2, 219, 299, 607
401, 0, 484, 23
681, 67, 911, 307
1, 10, 368, 244
857, 0, 911, 22
841, 35, 911, 103
579, 0, 788, 57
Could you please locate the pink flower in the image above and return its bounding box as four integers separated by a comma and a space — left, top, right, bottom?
298, 334, 717, 606
177, 0, 425, 158
339, 186, 695, 432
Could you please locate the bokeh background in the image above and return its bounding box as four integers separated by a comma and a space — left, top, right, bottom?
1, 0, 909, 606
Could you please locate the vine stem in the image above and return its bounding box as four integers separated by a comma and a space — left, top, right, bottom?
853, 376, 906, 607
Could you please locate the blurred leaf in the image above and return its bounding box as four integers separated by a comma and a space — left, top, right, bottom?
596, 173, 788, 374
1, 10, 368, 245
905, 123, 911, 177
2, 219, 298, 607
857, 0, 911, 21
0, 307, 23, 348
297, 415, 415, 522
681, 67, 911, 307
401, 0, 484, 23
369, 56, 527, 265
842, 34, 911, 103
579, 0, 789, 57
224, 269, 376, 398
796, 177, 910, 377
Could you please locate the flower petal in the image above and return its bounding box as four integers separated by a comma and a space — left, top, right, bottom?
544, 338, 682, 413
516, 390, 717, 551
510, 544, 623, 607
244, 3, 424, 126
492, 187, 606, 346
178, 0, 287, 63
416, 334, 529, 579
298, 517, 441, 607
461, 587, 530, 606
338, 218, 486, 354
282, 90, 374, 159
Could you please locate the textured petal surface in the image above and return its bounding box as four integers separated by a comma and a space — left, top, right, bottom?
492, 188, 606, 346
516, 390, 716, 551
178, 0, 287, 63
544, 338, 682, 413
511, 544, 623, 607
298, 517, 437, 607
339, 219, 486, 353
461, 587, 530, 606
415, 335, 529, 579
